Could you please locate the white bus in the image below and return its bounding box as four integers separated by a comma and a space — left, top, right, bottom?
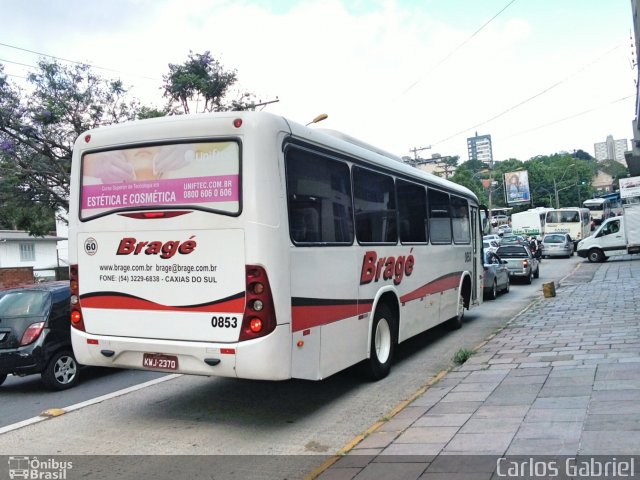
544, 208, 591, 249
69, 111, 486, 381
510, 207, 552, 237
583, 198, 612, 229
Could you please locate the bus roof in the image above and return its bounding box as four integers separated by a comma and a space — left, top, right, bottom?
75, 111, 477, 203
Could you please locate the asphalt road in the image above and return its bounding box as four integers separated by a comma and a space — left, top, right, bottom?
1, 367, 166, 428
0, 256, 583, 478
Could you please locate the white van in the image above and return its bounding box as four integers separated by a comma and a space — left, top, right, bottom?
577, 204, 640, 262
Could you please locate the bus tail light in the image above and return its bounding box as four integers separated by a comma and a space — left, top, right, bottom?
70, 264, 86, 332
239, 265, 276, 341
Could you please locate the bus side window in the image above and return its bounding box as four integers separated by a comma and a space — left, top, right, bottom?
290, 205, 320, 242
428, 189, 452, 244
397, 179, 427, 243
285, 148, 354, 245
353, 167, 397, 244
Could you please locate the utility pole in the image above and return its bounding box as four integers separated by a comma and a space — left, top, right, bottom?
408, 146, 431, 166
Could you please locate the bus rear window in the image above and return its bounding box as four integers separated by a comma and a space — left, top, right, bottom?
80, 141, 240, 219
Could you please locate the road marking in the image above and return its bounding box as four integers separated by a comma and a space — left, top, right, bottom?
0, 374, 181, 435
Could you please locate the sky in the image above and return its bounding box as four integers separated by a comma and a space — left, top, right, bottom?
0, 0, 637, 162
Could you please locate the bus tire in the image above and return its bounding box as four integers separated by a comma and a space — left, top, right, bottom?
587, 248, 605, 263
447, 289, 465, 330
363, 304, 396, 381
0, 373, 6, 386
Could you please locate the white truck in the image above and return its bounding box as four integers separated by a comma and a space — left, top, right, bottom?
576, 203, 640, 262
510, 208, 550, 237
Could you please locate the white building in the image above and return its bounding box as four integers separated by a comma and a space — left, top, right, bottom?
0, 231, 67, 280
594, 135, 628, 164
467, 133, 493, 164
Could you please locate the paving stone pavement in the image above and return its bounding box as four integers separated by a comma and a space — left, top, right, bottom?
315, 257, 640, 480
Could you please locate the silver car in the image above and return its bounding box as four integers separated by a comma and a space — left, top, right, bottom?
542, 233, 574, 258
483, 251, 510, 300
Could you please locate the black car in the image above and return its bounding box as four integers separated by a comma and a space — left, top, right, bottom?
0, 281, 80, 390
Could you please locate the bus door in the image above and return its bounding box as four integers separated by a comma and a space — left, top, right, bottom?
285, 148, 362, 380
470, 206, 479, 303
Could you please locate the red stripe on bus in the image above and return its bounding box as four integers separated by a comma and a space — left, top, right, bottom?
81, 294, 245, 313
400, 272, 462, 303
292, 303, 359, 332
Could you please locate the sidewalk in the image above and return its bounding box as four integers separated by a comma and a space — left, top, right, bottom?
315, 257, 640, 479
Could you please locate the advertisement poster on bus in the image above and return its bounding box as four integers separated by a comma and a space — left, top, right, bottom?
620, 176, 640, 199
504, 170, 531, 205
80, 141, 240, 219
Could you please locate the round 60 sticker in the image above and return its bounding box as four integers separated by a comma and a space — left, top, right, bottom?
84, 237, 98, 256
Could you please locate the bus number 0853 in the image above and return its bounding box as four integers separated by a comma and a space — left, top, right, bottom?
211, 316, 238, 328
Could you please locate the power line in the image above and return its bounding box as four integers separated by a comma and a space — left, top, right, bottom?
432, 43, 624, 146
504, 94, 634, 139
0, 57, 35, 69
398, 0, 519, 98
0, 41, 159, 81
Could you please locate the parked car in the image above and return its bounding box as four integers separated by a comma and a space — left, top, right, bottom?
495, 244, 540, 284
500, 234, 525, 245
0, 281, 80, 390
483, 234, 502, 245
491, 214, 509, 227
483, 240, 500, 254
541, 233, 574, 258
497, 225, 513, 236
483, 251, 510, 299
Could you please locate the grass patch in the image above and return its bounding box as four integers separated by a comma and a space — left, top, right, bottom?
453, 348, 475, 365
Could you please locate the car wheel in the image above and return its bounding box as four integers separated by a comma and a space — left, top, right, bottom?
526, 270, 533, 284
587, 248, 605, 263
363, 304, 396, 381
41, 350, 80, 390
0, 373, 7, 386
503, 277, 510, 293
534, 267, 540, 279
489, 280, 497, 300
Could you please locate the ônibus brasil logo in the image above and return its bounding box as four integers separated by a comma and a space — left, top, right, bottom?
8, 456, 73, 479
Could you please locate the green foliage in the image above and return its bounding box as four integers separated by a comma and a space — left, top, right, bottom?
599, 159, 629, 188
450, 164, 488, 204
453, 348, 474, 364
162, 51, 256, 113
450, 151, 625, 210
0, 60, 143, 235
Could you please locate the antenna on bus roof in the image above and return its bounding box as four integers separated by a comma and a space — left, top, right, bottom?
305, 113, 328, 126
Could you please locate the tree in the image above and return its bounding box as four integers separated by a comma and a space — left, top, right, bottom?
162, 51, 256, 113
0, 60, 142, 235
450, 165, 488, 204
598, 159, 629, 189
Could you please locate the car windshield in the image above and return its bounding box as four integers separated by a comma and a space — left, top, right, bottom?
544, 235, 565, 244
0, 290, 50, 317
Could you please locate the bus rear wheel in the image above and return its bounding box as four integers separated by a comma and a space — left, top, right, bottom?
363, 304, 396, 381
447, 290, 465, 330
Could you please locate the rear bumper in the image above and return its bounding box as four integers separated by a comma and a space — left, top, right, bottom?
71, 324, 292, 380
544, 249, 572, 257
0, 344, 44, 376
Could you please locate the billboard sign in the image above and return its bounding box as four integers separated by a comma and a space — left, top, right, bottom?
620, 176, 640, 199
504, 170, 531, 205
